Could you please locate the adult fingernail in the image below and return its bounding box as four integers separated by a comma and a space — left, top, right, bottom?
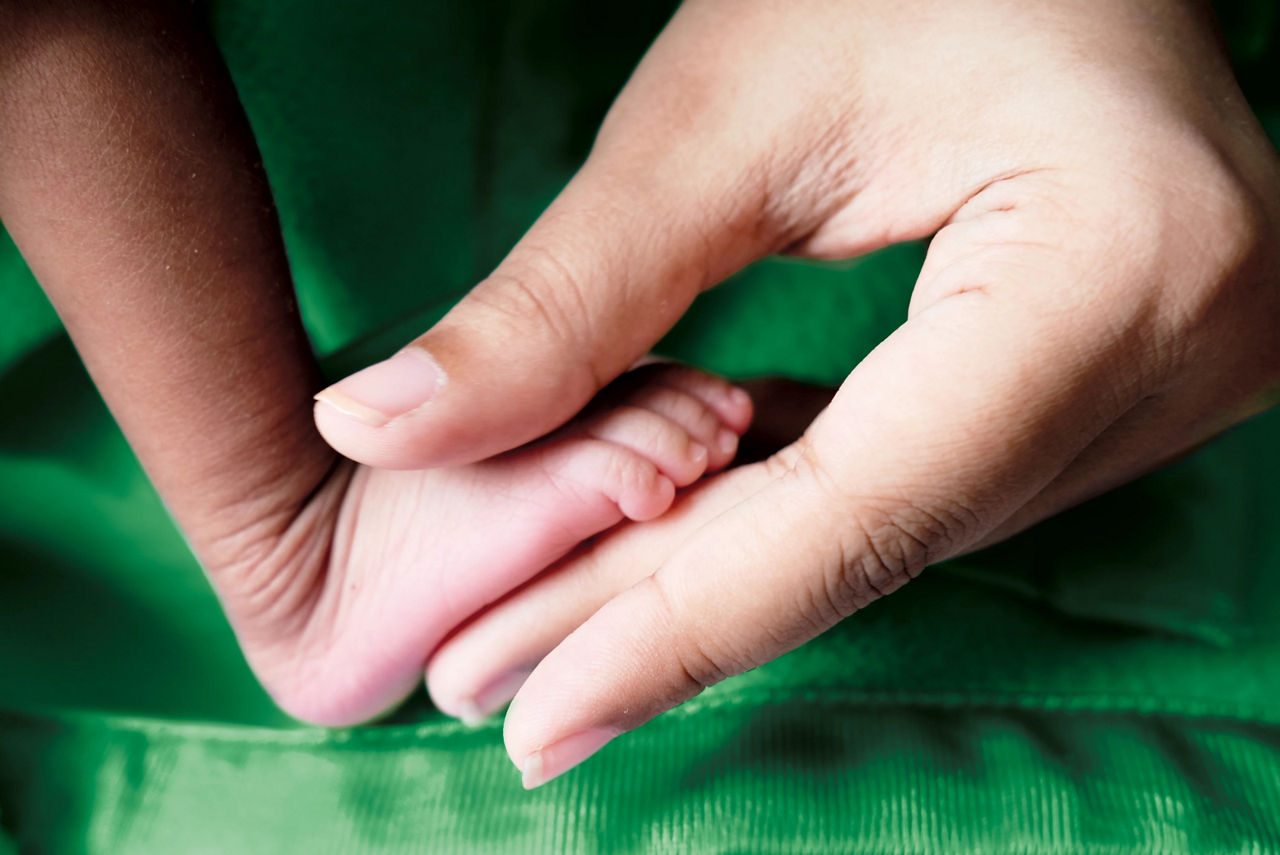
521, 727, 620, 789
314, 347, 444, 427
456, 668, 533, 727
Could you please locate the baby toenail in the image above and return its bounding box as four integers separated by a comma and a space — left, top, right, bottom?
727, 387, 751, 409
717, 428, 737, 455
689, 442, 708, 464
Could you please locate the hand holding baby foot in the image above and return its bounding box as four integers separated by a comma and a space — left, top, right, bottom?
314, 0, 1280, 785
9, 0, 1280, 794
235, 363, 749, 725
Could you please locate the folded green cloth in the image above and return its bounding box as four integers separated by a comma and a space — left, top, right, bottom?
2, 0, 1279, 851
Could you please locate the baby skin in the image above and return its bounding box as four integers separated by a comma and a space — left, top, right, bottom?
233, 362, 753, 727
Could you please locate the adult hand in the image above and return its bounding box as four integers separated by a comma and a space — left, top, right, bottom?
315, 0, 1280, 785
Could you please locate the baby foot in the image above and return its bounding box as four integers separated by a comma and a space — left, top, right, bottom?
235, 363, 752, 726
424, 377, 837, 723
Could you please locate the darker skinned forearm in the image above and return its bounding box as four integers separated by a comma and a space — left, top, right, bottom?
0, 0, 337, 575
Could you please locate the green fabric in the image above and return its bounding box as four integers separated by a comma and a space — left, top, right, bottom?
5, 704, 1280, 854
3, 1, 1280, 851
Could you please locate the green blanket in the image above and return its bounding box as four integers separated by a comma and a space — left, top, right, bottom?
2, 1, 1280, 851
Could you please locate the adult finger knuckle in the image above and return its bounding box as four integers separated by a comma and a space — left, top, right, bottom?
638, 574, 733, 694
784, 442, 976, 619
852, 499, 977, 601
479, 243, 612, 387
482, 261, 583, 345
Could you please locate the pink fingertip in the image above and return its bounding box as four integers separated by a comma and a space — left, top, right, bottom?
521, 727, 621, 789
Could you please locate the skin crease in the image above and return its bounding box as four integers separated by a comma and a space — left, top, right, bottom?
4, 0, 1279, 788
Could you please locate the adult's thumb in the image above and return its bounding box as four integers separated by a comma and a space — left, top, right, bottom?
310, 0, 873, 469
315, 117, 786, 470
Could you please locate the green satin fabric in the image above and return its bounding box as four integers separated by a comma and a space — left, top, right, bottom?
2, 1, 1280, 851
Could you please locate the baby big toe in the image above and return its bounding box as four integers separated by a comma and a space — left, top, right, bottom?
544, 439, 678, 523
607, 451, 677, 521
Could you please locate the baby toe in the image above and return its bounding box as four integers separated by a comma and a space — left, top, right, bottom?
583, 404, 710, 487
600, 446, 676, 521
540, 438, 678, 524
619, 384, 740, 471
634, 364, 754, 435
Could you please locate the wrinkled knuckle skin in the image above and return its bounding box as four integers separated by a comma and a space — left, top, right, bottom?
476, 244, 613, 393
641, 575, 732, 698
779, 441, 982, 620
480, 265, 583, 354
824, 500, 974, 620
